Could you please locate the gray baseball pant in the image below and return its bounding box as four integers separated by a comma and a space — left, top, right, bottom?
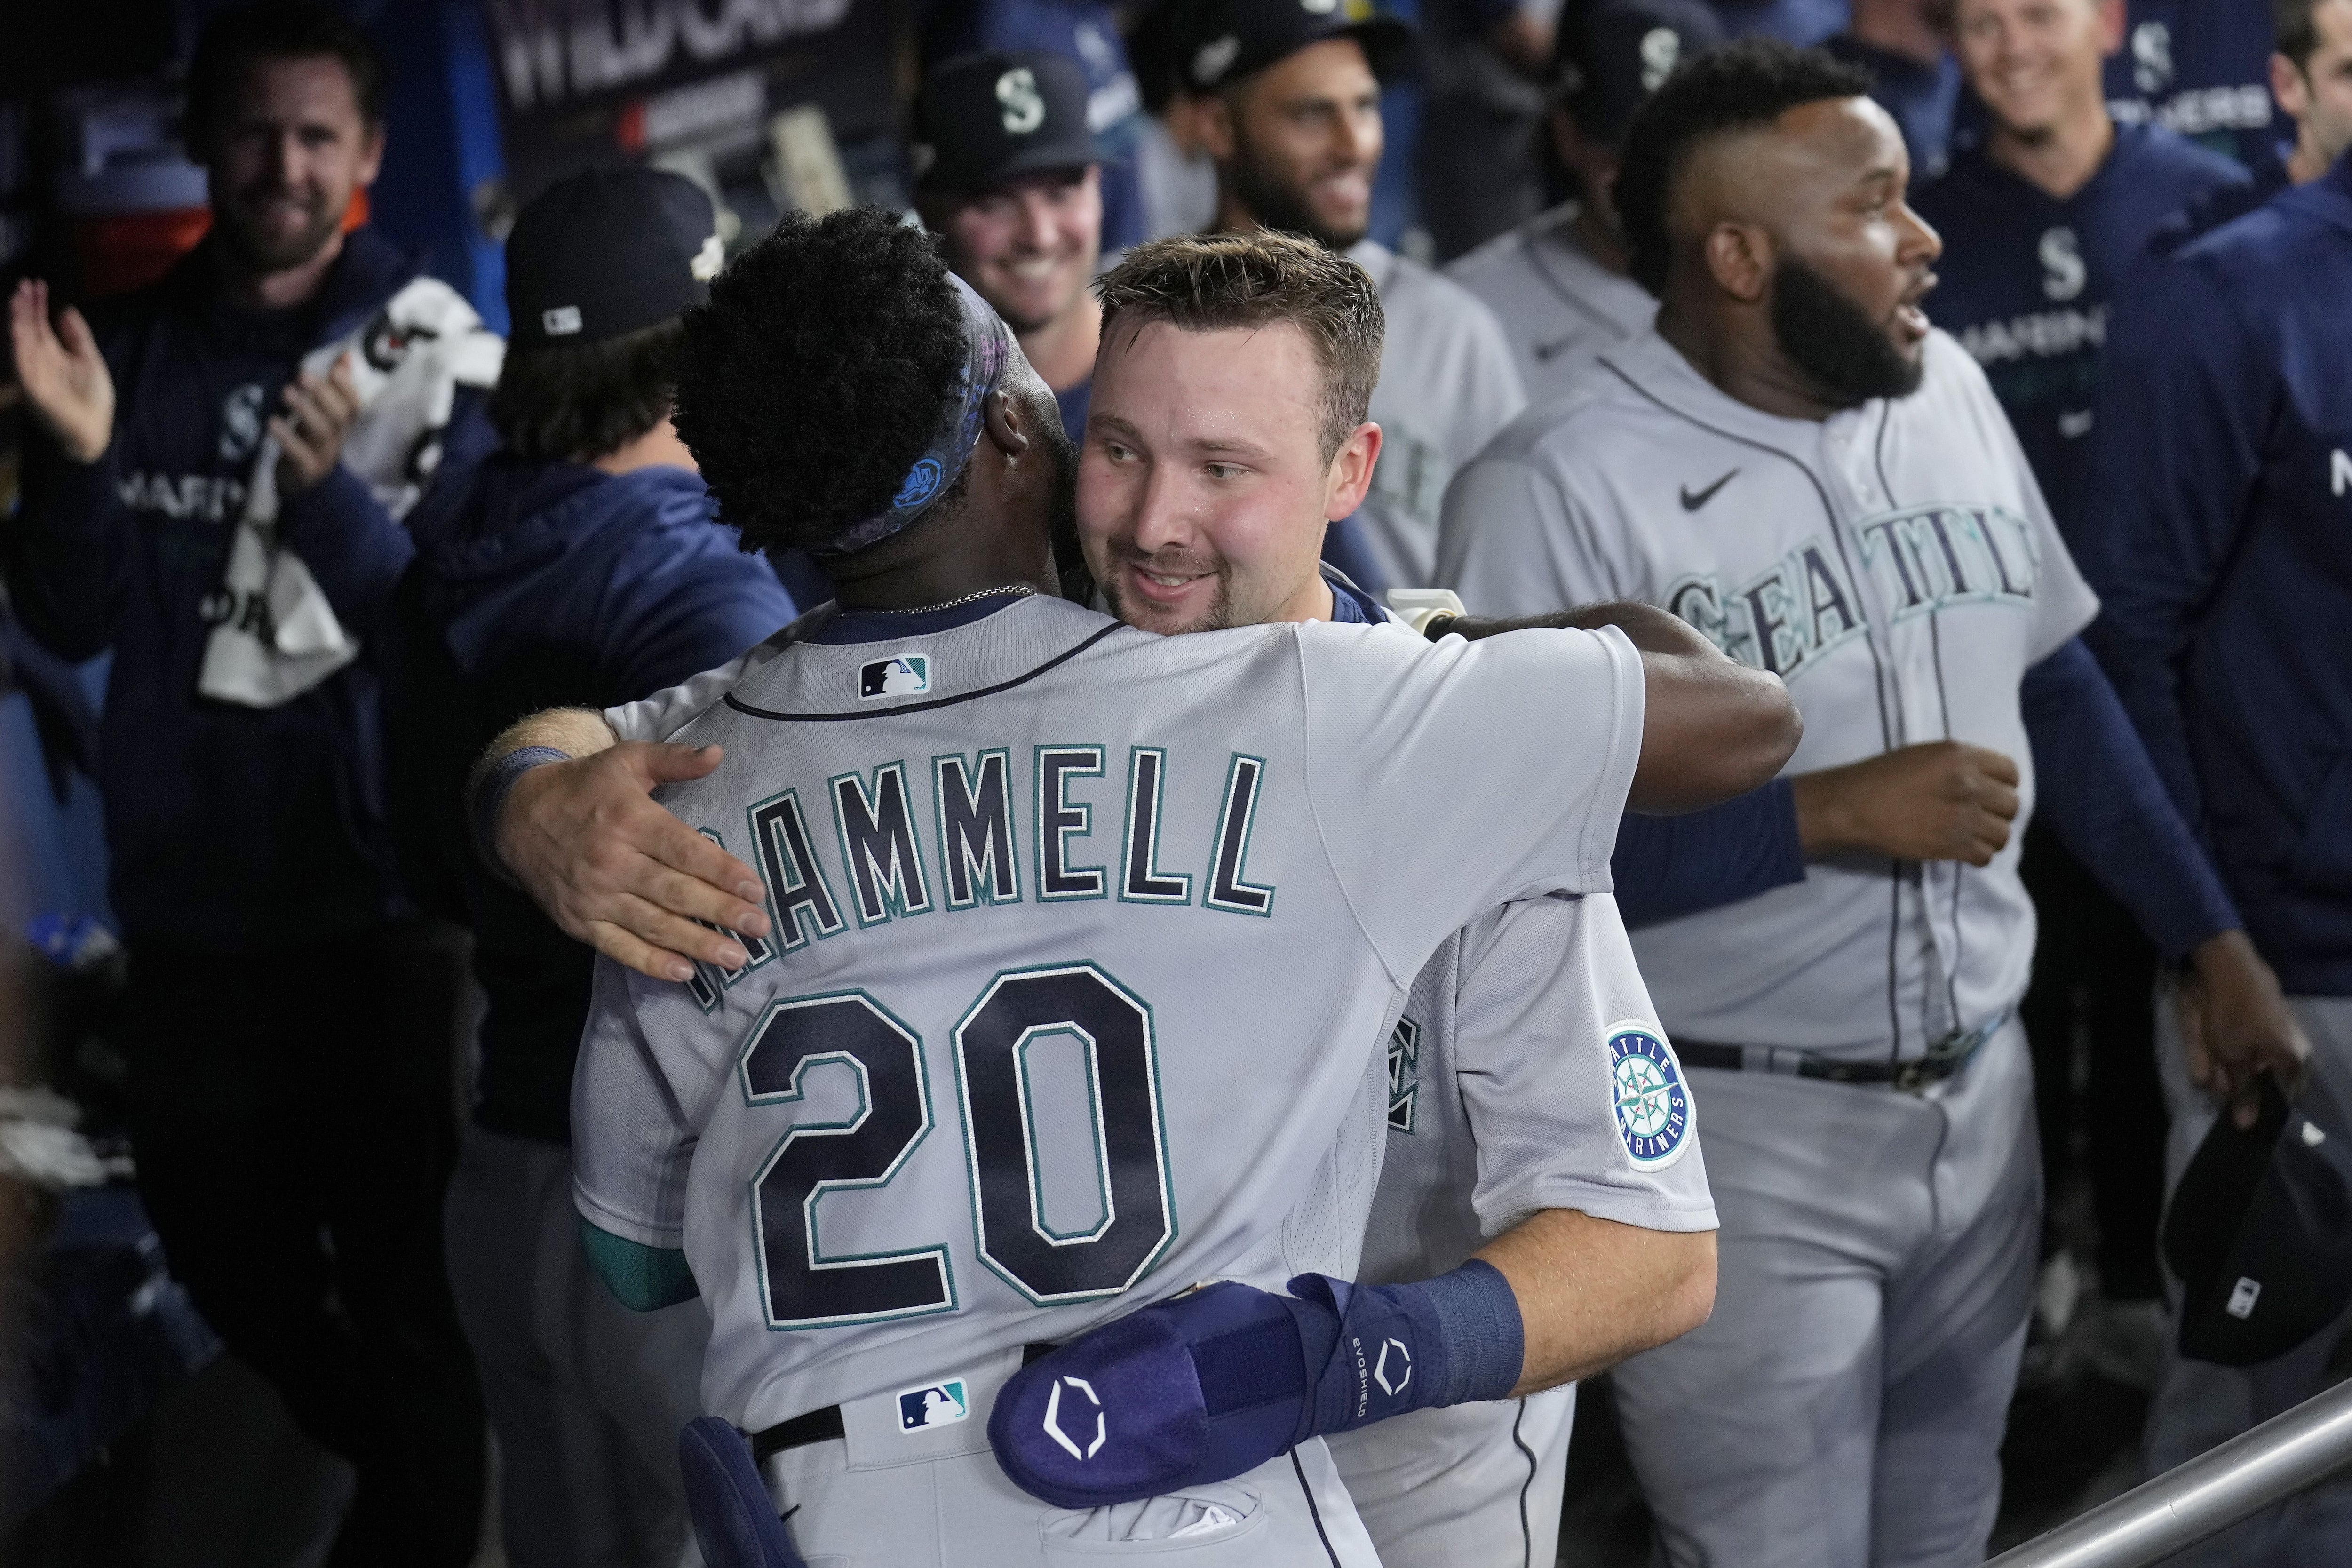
755, 1347, 1382, 1567
1609, 1023, 2040, 1567
443, 1123, 709, 1568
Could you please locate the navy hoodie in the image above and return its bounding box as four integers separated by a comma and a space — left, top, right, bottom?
2080, 152, 2352, 995
5, 229, 495, 948
1911, 123, 2246, 545
390, 454, 795, 1141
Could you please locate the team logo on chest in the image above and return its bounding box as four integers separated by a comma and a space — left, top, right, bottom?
1607, 1023, 1692, 1170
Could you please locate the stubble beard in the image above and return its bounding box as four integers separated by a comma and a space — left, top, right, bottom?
1226, 132, 1367, 253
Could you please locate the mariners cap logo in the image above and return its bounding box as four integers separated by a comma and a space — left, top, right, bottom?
1042, 1374, 1107, 1460
898, 1377, 970, 1433
1607, 1022, 1692, 1170
859, 655, 931, 700
997, 66, 1046, 134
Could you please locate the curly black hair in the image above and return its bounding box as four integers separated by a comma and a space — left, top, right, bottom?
675, 207, 969, 555
1615, 40, 1873, 298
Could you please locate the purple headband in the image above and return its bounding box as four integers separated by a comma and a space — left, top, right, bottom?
825, 272, 1015, 556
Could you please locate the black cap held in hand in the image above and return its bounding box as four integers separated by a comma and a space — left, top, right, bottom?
1176, 0, 1414, 95
506, 167, 722, 348
915, 51, 1102, 196
2164, 1079, 2352, 1367
1554, 0, 1724, 145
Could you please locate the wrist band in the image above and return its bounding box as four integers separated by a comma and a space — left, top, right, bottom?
470, 746, 572, 876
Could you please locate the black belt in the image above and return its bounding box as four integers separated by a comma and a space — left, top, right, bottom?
750, 1343, 1057, 1465
1677, 1011, 2009, 1094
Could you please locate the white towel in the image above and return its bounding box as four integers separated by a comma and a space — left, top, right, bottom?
199, 275, 505, 708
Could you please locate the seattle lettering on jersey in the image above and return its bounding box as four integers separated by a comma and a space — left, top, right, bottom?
683, 742, 1278, 1009
1663, 504, 2041, 679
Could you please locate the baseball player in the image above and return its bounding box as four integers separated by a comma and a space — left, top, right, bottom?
2102, 0, 2280, 169
914, 51, 1107, 450
2079, 141, 2352, 1568
1446, 0, 1725, 403
522, 213, 1788, 1568
1438, 40, 2303, 1567
1914, 0, 2244, 544
1175, 0, 1528, 589
1910, 0, 2244, 1337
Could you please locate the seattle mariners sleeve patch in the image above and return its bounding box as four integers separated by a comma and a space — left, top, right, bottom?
1607, 1021, 1693, 1171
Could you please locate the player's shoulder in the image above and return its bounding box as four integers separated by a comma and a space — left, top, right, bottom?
2116, 121, 2251, 199
1468, 332, 1684, 474
1356, 239, 1510, 342
1442, 203, 1575, 291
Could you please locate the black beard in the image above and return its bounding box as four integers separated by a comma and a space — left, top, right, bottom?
1225, 129, 1367, 252
1770, 255, 1923, 406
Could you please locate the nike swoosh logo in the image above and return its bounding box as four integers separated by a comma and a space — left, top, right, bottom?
1680, 470, 1738, 511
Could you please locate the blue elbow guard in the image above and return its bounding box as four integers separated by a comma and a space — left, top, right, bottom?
987, 1260, 1524, 1509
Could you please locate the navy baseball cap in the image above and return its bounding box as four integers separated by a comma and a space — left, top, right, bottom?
506, 167, 721, 348
1555, 0, 1724, 144
916, 51, 1101, 196
2163, 1079, 2352, 1367
1176, 0, 1414, 95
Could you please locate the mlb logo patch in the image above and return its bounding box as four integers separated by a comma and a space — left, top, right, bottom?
898, 1378, 969, 1433
859, 655, 931, 700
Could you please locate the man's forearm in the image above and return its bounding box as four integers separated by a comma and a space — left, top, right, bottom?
5, 438, 126, 661
1475, 1208, 1716, 1396
464, 707, 621, 874
1440, 603, 1800, 814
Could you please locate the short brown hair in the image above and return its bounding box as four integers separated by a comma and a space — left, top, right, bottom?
1095, 231, 1384, 462
491, 318, 682, 463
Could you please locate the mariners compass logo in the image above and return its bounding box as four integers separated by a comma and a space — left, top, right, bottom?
1607, 1022, 1692, 1170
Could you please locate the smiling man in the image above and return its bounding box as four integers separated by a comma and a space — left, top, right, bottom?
3, 3, 492, 1562
1440, 39, 2305, 1567
1176, 0, 1527, 590
916, 50, 1109, 450
1907, 0, 2245, 1365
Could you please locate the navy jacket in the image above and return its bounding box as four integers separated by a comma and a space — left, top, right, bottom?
2100, 0, 2282, 171
5, 229, 493, 948
389, 455, 796, 1141
2079, 152, 2352, 995
1912, 124, 2244, 544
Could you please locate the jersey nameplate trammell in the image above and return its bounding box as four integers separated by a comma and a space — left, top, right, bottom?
571, 593, 1646, 1429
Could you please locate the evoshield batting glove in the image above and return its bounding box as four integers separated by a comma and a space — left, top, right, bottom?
988, 1260, 1525, 1509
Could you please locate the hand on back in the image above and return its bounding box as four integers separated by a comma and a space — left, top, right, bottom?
497, 742, 774, 982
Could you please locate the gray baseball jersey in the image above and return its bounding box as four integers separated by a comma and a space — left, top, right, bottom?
1349, 239, 1528, 590
570, 594, 1643, 1438
1443, 204, 1659, 405
1332, 887, 1716, 1568
1439, 327, 2098, 1057
1436, 327, 2087, 1567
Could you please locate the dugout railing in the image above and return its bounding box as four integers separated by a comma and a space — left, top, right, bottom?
1985, 1376, 2352, 1567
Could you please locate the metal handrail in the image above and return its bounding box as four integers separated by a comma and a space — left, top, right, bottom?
1984, 1377, 2352, 1568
